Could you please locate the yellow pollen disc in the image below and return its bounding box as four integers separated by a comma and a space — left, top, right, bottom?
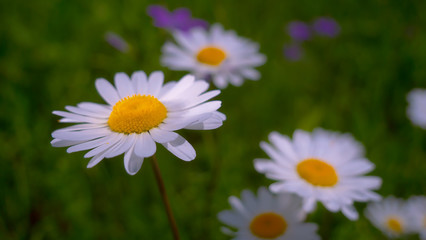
108, 94, 167, 134
386, 218, 402, 233
296, 158, 338, 187
249, 212, 287, 239
196, 46, 227, 66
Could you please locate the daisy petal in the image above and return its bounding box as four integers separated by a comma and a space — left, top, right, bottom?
114, 72, 134, 98
124, 144, 144, 175
162, 135, 195, 161
134, 132, 157, 158
95, 78, 120, 105
147, 71, 164, 96
149, 128, 178, 143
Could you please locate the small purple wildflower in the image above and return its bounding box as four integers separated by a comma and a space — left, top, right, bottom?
313, 17, 340, 38
283, 43, 303, 61
105, 32, 129, 53
287, 21, 311, 42
147, 5, 208, 32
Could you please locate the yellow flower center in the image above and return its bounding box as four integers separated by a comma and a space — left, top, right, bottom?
108, 94, 167, 134
196, 46, 227, 66
249, 212, 287, 239
386, 217, 403, 233
296, 158, 338, 187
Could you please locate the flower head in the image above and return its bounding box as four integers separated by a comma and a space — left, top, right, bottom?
407, 196, 426, 239
407, 88, 426, 129
365, 196, 415, 238
283, 43, 303, 61
51, 71, 225, 175
287, 21, 311, 41
161, 24, 266, 89
147, 5, 208, 32
254, 128, 382, 220
312, 17, 340, 38
105, 32, 129, 53
218, 187, 320, 240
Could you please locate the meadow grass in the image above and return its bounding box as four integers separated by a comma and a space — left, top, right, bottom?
1, 0, 425, 239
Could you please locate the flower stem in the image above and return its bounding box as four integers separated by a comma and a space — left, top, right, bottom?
151, 154, 180, 240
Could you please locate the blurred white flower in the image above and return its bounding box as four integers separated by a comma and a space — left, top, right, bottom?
407, 196, 426, 239
254, 128, 382, 220
51, 71, 225, 175
407, 88, 426, 129
218, 187, 320, 240
365, 196, 415, 238
161, 24, 266, 89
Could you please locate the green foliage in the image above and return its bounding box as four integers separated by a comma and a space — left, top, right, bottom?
1, 0, 425, 239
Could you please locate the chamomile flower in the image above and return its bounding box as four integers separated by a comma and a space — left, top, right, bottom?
254, 128, 382, 220
161, 24, 266, 89
218, 187, 320, 240
51, 71, 225, 175
365, 196, 414, 238
407, 88, 426, 129
407, 196, 426, 239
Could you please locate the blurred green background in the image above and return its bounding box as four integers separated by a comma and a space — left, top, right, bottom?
1, 0, 426, 239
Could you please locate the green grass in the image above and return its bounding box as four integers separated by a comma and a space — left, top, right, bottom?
1, 0, 426, 239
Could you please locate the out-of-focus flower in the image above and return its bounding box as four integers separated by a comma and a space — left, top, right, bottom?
254, 128, 382, 220
105, 32, 129, 53
218, 187, 320, 240
51, 71, 225, 175
283, 43, 303, 61
365, 197, 415, 238
312, 17, 340, 38
407, 88, 426, 129
407, 196, 426, 239
147, 5, 208, 32
287, 21, 311, 41
161, 24, 266, 89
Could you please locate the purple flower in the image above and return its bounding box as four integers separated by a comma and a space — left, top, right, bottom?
283, 43, 303, 61
287, 21, 311, 41
147, 5, 208, 32
313, 17, 340, 38
105, 32, 129, 53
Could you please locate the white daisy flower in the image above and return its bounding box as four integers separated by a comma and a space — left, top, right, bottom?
254, 128, 382, 220
161, 24, 266, 89
407, 196, 426, 239
218, 187, 320, 240
51, 71, 225, 175
365, 196, 414, 238
407, 88, 426, 129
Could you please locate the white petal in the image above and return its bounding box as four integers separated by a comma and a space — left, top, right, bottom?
66, 135, 111, 153
240, 68, 260, 80
52, 128, 111, 141
53, 111, 106, 123
160, 74, 195, 101
149, 128, 178, 143
84, 134, 121, 158
77, 102, 111, 115
95, 78, 120, 105
65, 106, 109, 118
131, 71, 148, 95
105, 133, 137, 158
124, 144, 144, 175
162, 135, 195, 161
342, 205, 359, 220
147, 71, 164, 96
134, 133, 157, 158
51, 139, 82, 147
212, 74, 228, 89
114, 72, 134, 98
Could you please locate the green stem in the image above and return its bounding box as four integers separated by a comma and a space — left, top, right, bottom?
151, 155, 180, 240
